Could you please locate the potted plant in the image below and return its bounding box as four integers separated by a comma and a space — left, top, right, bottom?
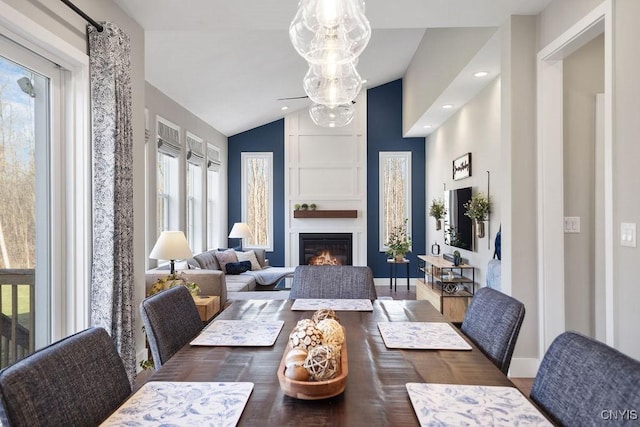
294, 203, 301, 211
385, 219, 412, 262
309, 203, 317, 211
453, 250, 461, 266
301, 203, 309, 211
463, 192, 490, 238
429, 198, 446, 230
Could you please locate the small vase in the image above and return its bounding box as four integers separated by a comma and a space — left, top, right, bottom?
394, 253, 405, 262
436, 219, 442, 231
476, 220, 485, 238
453, 255, 461, 266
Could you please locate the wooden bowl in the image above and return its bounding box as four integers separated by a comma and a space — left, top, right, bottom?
277, 339, 348, 400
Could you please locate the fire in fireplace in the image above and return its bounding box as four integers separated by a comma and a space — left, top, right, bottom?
299, 233, 353, 266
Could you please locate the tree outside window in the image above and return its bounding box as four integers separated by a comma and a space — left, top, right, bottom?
241, 152, 273, 250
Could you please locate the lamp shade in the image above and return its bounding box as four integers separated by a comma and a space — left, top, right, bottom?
149, 231, 193, 261
228, 222, 253, 239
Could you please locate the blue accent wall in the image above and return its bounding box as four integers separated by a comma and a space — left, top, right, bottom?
367, 80, 426, 277
227, 119, 285, 266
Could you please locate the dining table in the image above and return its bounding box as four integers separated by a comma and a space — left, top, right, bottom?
146, 299, 520, 426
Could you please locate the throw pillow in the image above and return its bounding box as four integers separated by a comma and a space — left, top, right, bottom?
236, 250, 261, 271
225, 260, 251, 275
214, 248, 238, 273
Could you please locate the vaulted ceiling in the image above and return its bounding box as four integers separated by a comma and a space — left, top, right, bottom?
115, 0, 552, 136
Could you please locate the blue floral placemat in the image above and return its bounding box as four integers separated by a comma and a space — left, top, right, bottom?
190, 320, 284, 346
377, 322, 472, 350
291, 298, 373, 311
406, 383, 552, 426
101, 382, 254, 426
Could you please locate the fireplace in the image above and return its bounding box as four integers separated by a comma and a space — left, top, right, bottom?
299, 233, 353, 266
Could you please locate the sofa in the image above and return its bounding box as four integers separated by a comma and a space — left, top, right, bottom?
145, 248, 271, 307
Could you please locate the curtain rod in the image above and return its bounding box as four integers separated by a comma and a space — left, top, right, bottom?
60, 0, 104, 32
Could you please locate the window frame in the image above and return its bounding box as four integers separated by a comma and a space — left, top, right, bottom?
379, 151, 412, 252
241, 152, 273, 251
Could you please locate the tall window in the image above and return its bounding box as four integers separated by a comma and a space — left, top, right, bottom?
156, 118, 180, 236
241, 152, 273, 250
186, 133, 204, 252
379, 152, 412, 251
0, 35, 61, 365
207, 144, 221, 249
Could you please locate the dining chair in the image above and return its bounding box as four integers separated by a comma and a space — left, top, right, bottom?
460, 287, 525, 375
289, 265, 377, 300
530, 331, 640, 426
0, 327, 131, 426
140, 285, 204, 369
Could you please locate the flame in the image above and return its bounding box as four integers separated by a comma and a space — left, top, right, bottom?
308, 250, 342, 266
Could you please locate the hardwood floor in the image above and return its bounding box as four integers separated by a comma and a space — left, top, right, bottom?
375, 284, 416, 300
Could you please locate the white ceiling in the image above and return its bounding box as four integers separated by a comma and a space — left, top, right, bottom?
115, 0, 552, 137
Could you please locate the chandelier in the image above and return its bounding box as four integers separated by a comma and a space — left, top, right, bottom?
290, 0, 371, 127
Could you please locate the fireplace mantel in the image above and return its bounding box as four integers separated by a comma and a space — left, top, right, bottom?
293, 210, 357, 219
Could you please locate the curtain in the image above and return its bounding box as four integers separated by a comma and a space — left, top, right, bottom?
88, 22, 135, 382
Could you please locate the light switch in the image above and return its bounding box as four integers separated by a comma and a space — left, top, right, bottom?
621, 223, 637, 248
564, 217, 580, 233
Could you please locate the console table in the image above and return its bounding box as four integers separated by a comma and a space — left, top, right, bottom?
417, 255, 476, 323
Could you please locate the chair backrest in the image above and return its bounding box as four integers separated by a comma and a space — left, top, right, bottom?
140, 285, 203, 369
460, 287, 525, 374
0, 327, 131, 426
289, 265, 377, 300
531, 331, 640, 426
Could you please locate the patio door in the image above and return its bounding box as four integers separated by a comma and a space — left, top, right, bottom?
0, 35, 59, 367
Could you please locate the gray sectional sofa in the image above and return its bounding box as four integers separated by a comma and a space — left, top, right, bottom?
145, 248, 271, 306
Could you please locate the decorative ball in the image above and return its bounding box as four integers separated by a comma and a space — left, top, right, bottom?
285, 364, 310, 381
284, 348, 308, 368
316, 319, 344, 354
296, 318, 316, 329
303, 345, 339, 381
312, 309, 339, 324
289, 323, 323, 351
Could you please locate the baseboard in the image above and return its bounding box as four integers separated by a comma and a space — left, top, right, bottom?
508, 357, 540, 378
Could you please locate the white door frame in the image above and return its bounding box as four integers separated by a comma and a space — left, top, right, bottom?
536, 0, 614, 355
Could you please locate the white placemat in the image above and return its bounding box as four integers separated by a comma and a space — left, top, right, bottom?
406, 383, 552, 426
190, 320, 284, 346
101, 382, 254, 426
377, 322, 472, 350
291, 298, 373, 311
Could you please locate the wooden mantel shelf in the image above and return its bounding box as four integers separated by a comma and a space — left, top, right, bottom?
293, 210, 357, 218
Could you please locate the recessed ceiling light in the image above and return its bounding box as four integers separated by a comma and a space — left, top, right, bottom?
442, 104, 453, 109
423, 125, 432, 129
474, 71, 489, 77
362, 79, 368, 84
281, 106, 289, 111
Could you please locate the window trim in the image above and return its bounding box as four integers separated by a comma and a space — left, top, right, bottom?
241, 152, 273, 251
379, 151, 412, 252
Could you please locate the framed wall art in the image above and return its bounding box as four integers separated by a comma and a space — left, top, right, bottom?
453, 152, 472, 181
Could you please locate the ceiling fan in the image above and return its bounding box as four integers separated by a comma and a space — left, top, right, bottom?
277, 95, 356, 104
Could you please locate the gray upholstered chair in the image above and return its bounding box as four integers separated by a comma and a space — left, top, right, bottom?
0, 327, 131, 426
460, 287, 525, 375
530, 331, 640, 426
289, 265, 377, 300
140, 285, 203, 369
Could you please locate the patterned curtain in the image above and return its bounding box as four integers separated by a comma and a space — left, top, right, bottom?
88, 22, 135, 383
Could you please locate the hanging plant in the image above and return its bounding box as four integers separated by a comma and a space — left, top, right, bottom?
463, 192, 490, 222
429, 198, 446, 230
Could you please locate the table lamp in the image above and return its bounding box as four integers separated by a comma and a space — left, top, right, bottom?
149, 230, 193, 275
228, 222, 252, 250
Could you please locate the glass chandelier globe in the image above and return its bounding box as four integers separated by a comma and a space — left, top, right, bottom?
303, 61, 362, 106
309, 102, 355, 128
289, 0, 371, 65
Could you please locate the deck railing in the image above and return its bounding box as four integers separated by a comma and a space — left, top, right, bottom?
0, 269, 35, 368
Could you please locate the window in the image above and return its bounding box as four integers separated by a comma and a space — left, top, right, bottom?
0, 21, 88, 364
186, 133, 204, 252
241, 152, 273, 251
156, 118, 180, 236
379, 152, 412, 251
207, 144, 221, 249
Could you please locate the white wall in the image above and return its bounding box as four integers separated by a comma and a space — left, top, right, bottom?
284, 93, 368, 267
426, 78, 502, 296
562, 35, 604, 337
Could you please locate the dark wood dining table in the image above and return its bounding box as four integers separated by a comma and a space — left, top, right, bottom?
149, 299, 517, 426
